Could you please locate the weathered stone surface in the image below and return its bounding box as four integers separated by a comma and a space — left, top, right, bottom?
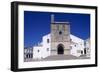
51, 23, 71, 55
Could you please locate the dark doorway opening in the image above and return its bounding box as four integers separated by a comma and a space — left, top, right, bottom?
84, 48, 87, 55
57, 44, 64, 54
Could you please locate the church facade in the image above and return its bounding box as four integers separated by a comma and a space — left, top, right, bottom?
31, 15, 89, 60
51, 22, 70, 55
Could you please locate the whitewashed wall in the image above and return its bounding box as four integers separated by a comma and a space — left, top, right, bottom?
33, 33, 85, 58
85, 39, 90, 57
33, 46, 43, 59
42, 34, 51, 57
33, 34, 51, 59
70, 34, 85, 57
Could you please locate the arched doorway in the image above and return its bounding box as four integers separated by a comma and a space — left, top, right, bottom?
84, 48, 87, 55
57, 44, 64, 54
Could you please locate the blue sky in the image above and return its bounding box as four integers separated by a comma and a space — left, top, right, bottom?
24, 11, 90, 47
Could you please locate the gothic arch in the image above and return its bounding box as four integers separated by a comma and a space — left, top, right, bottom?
57, 44, 64, 54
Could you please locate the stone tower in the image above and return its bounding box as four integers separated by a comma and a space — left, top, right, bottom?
51, 14, 71, 55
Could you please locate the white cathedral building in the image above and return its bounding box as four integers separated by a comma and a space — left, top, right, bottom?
30, 15, 90, 60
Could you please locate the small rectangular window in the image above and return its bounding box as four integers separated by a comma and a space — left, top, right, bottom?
37, 50, 40, 52
47, 48, 49, 51
47, 39, 49, 43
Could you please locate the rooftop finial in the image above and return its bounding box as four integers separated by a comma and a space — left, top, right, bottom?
51, 14, 54, 23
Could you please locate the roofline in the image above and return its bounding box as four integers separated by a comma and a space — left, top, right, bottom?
51, 22, 70, 24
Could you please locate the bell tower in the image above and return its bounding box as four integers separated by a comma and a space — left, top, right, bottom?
51, 14, 71, 55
